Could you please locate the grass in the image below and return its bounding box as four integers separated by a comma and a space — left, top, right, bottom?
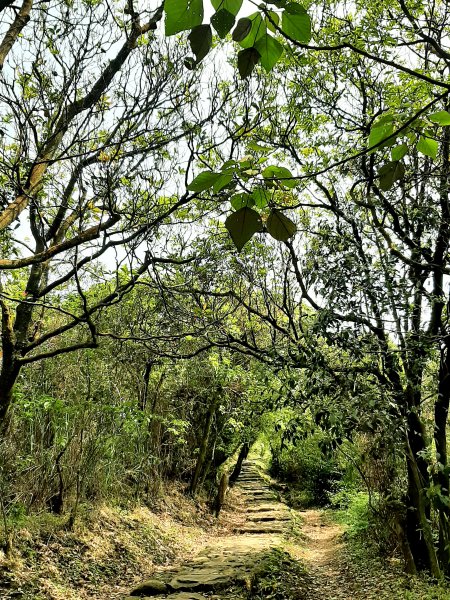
0, 482, 227, 600
326, 498, 450, 600
248, 547, 312, 600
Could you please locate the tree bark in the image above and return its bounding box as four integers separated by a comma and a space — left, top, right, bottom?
189, 395, 219, 496
435, 339, 450, 571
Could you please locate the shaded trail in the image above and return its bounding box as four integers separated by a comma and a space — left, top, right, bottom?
125, 461, 290, 599
124, 463, 383, 600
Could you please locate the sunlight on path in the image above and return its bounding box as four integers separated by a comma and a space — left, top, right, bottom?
124, 461, 289, 599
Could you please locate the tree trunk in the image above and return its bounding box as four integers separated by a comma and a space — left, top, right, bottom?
189, 396, 218, 496
0, 370, 18, 435
435, 339, 450, 571
229, 442, 250, 486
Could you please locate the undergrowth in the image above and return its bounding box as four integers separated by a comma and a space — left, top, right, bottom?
0, 483, 221, 600
249, 547, 312, 600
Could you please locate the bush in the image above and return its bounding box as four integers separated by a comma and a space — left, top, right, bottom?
270, 433, 341, 507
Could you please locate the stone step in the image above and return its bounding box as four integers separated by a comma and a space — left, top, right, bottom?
247, 513, 290, 522
240, 494, 277, 502
239, 488, 275, 495
239, 522, 286, 534
246, 503, 286, 512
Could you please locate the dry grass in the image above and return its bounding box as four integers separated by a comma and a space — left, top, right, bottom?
0, 482, 242, 600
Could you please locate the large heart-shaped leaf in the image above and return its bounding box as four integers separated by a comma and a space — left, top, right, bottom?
238, 12, 267, 48
262, 165, 296, 188
187, 171, 221, 192
165, 0, 203, 36
211, 0, 243, 16
281, 3, 311, 43
378, 160, 405, 191
238, 47, 261, 79
230, 193, 255, 210
417, 136, 438, 160
188, 25, 212, 63
254, 34, 284, 72
225, 207, 263, 251
232, 17, 252, 41
267, 210, 297, 241
211, 9, 235, 38
368, 122, 395, 149
429, 110, 450, 126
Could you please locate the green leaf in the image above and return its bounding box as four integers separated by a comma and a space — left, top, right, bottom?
184, 57, 197, 70
221, 159, 238, 170
281, 3, 311, 43
211, 0, 243, 16
266, 210, 297, 241
266, 10, 280, 33
238, 12, 267, 48
262, 165, 296, 188
247, 141, 271, 152
429, 110, 450, 126
187, 171, 221, 192
211, 9, 235, 38
252, 187, 270, 208
417, 136, 438, 160
225, 207, 263, 251
165, 0, 203, 36
230, 193, 255, 209
373, 114, 395, 127
238, 47, 261, 78
378, 160, 405, 191
232, 17, 252, 41
188, 25, 212, 63
368, 123, 395, 149
254, 34, 284, 72
391, 143, 408, 161
213, 171, 233, 192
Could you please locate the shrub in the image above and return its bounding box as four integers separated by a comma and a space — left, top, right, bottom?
270, 433, 341, 507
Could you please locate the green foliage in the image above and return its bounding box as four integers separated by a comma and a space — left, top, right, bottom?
211, 9, 236, 38
269, 426, 341, 508
266, 210, 297, 241
250, 548, 310, 600
331, 490, 372, 539
429, 110, 450, 126
281, 3, 311, 43
187, 158, 298, 250
416, 136, 438, 160
188, 25, 213, 64
165, 0, 203, 35
225, 207, 263, 251
377, 160, 405, 191
164, 0, 311, 76
238, 47, 261, 79
187, 170, 222, 192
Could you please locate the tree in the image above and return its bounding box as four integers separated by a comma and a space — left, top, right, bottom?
0, 1, 233, 429
140, 21, 450, 572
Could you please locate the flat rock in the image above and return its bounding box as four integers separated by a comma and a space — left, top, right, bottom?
165, 594, 207, 600
247, 512, 290, 522
129, 578, 168, 595
239, 522, 286, 534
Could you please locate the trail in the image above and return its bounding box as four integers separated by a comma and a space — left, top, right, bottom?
123, 462, 387, 600
296, 509, 354, 600
124, 461, 289, 599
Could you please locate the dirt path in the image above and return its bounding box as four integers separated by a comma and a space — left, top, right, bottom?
296, 509, 412, 600
294, 509, 354, 600
124, 466, 403, 600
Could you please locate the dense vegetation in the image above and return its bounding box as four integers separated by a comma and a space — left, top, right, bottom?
1, 0, 450, 592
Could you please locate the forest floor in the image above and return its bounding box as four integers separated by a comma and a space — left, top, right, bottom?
2, 462, 450, 599
124, 462, 450, 600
